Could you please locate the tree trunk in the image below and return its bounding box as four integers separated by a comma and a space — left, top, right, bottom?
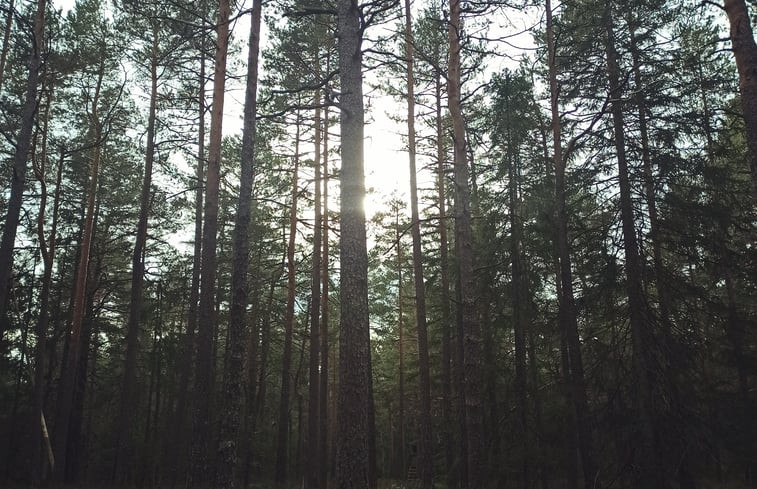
545, 2, 598, 487
448, 0, 484, 485
603, 3, 662, 487
190, 0, 231, 483
53, 64, 104, 484
32, 84, 57, 485
319, 102, 331, 489
434, 61, 454, 489
172, 36, 206, 485
510, 147, 530, 489
114, 23, 159, 483
402, 1, 433, 486
216, 2, 261, 488
724, 0, 757, 192
627, 11, 671, 334
67, 251, 101, 483
335, 0, 372, 485
0, 0, 15, 91
0, 0, 46, 344
307, 93, 323, 489
275, 114, 301, 486
242, 248, 263, 487
395, 208, 405, 480
527, 314, 549, 489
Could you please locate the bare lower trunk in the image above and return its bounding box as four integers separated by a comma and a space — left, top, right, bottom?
319, 102, 331, 489
403, 0, 433, 484
435, 60, 454, 489
604, 3, 661, 487
307, 95, 323, 489
275, 115, 301, 486
173, 38, 205, 485
216, 2, 261, 488
190, 0, 231, 483
114, 24, 160, 483
53, 66, 104, 484
448, 0, 484, 484
32, 85, 57, 485
546, 2, 598, 487
395, 210, 405, 479
510, 150, 530, 489
335, 0, 372, 485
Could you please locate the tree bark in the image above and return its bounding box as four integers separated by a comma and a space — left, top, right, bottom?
172, 34, 206, 484
545, 2, 599, 488
275, 113, 301, 486
114, 23, 160, 483
335, 0, 372, 485
190, 0, 231, 483
724, 0, 757, 192
319, 101, 331, 489
216, 2, 261, 487
53, 64, 103, 484
448, 0, 484, 485
395, 208, 405, 480
32, 83, 57, 485
509, 141, 530, 489
0, 0, 15, 91
435, 54, 454, 489
0, 0, 46, 344
66, 247, 102, 483
402, 1, 433, 486
307, 93, 323, 489
603, 3, 662, 488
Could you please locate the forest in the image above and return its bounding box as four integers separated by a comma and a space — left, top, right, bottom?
0, 0, 755, 488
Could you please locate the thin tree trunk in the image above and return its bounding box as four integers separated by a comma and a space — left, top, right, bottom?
545, 2, 598, 487
53, 65, 104, 484
448, 0, 484, 484
454, 268, 468, 488
395, 207, 405, 480
0, 0, 46, 343
294, 336, 308, 477
603, 3, 661, 487
402, 1, 433, 485
367, 349, 377, 489
275, 114, 302, 486
539, 106, 574, 489
32, 84, 57, 485
319, 102, 330, 489
172, 38, 205, 486
114, 23, 160, 483
67, 254, 100, 483
242, 248, 262, 487
510, 148, 530, 489
65, 188, 103, 483
255, 266, 280, 428
629, 13, 696, 489
627, 9, 672, 335
307, 92, 323, 489
7, 257, 33, 478
190, 0, 231, 483
0, 0, 15, 91
528, 315, 549, 489
335, 0, 372, 485
144, 291, 161, 478
434, 63, 454, 489
724, 0, 757, 192
215, 3, 261, 488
